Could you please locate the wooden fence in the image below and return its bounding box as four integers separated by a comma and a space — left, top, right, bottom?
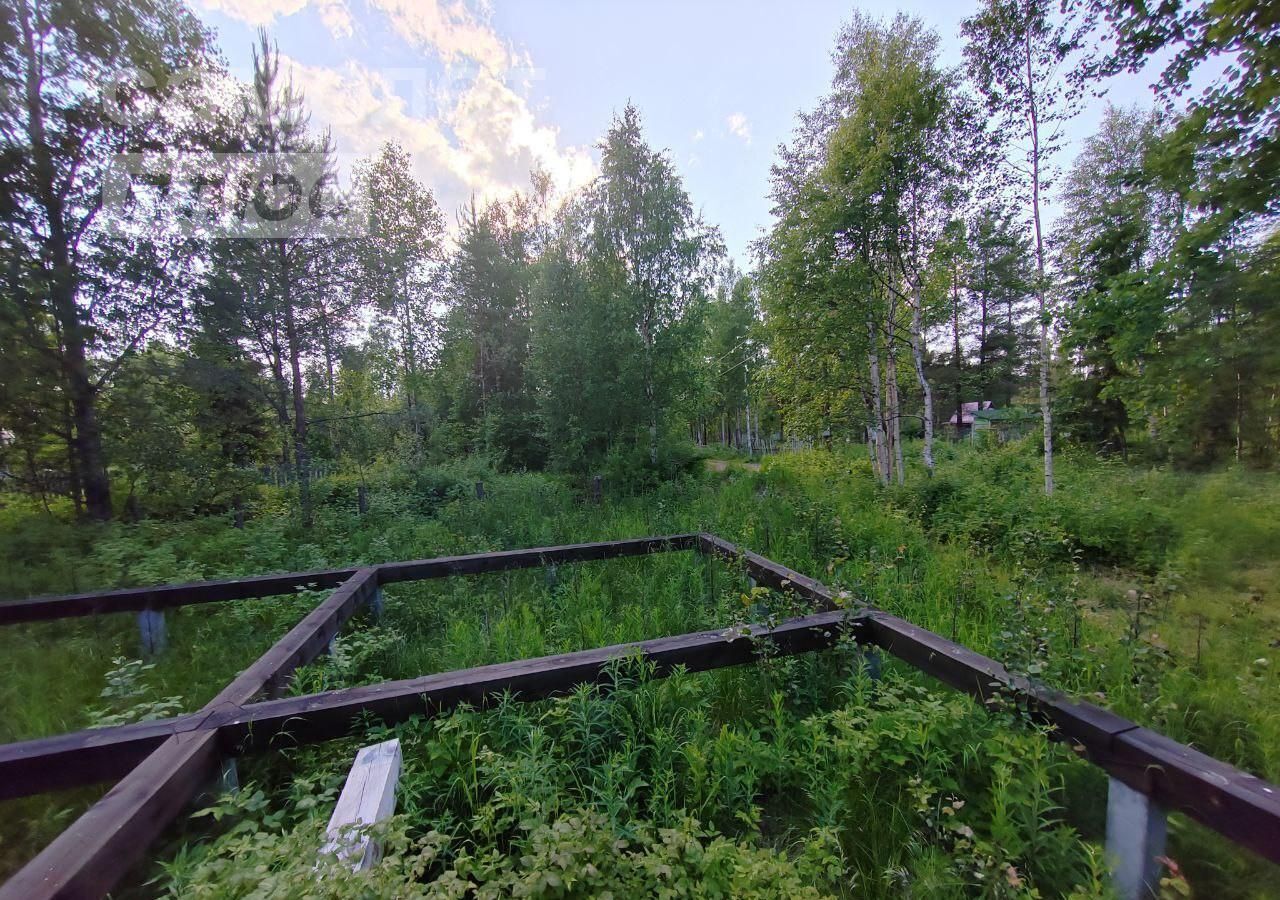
0, 534, 1276, 898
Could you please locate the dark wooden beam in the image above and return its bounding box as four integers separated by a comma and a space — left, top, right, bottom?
0, 567, 357, 624
0, 731, 222, 900
0, 536, 697, 625
697, 536, 1280, 866
0, 608, 859, 801
864, 611, 1280, 865
696, 532, 837, 607
0, 714, 198, 802
0, 569, 381, 801
1106, 726, 1280, 865
377, 534, 697, 584
206, 568, 379, 706
862, 611, 1140, 751
0, 569, 382, 899
5, 533, 1280, 899
214, 609, 860, 754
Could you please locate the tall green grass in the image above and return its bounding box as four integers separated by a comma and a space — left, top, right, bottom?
1, 443, 1277, 896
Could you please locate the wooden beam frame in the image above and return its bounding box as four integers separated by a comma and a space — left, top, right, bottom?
0, 568, 381, 899
0, 535, 697, 624
1, 533, 1278, 899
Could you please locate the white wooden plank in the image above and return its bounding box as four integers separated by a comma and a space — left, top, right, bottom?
319, 738, 402, 871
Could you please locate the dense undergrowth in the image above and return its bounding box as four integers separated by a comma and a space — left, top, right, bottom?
0, 439, 1277, 897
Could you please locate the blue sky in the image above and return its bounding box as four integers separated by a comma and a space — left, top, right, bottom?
193, 0, 1173, 268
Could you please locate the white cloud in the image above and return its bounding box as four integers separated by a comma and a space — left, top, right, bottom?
198, 0, 353, 39
278, 55, 594, 217
368, 0, 511, 74
726, 112, 751, 143
316, 1, 354, 39
195, 0, 595, 219
692, 129, 704, 143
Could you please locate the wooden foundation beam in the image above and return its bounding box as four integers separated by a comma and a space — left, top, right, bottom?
4, 534, 1280, 899
0, 536, 696, 625
0, 569, 381, 900
0, 731, 222, 900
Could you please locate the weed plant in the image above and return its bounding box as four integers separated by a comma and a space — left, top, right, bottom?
0, 441, 1277, 896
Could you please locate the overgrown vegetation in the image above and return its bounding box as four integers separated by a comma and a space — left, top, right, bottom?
2, 443, 1277, 896
2, 0, 1279, 894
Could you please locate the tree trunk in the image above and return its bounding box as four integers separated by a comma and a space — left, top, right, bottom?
953, 265, 965, 428
642, 314, 658, 467
68, 359, 112, 520
280, 245, 311, 528
1026, 30, 1054, 495
400, 275, 420, 435
64, 396, 83, 516
867, 318, 889, 485
978, 264, 990, 379
912, 283, 935, 473
20, 1, 111, 519
885, 317, 904, 485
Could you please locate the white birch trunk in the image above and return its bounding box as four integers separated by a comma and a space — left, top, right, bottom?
886, 317, 904, 485
867, 318, 889, 485
911, 283, 935, 473
1026, 30, 1054, 495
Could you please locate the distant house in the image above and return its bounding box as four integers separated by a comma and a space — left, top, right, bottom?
947, 402, 1037, 442
947, 401, 994, 438
974, 407, 1038, 442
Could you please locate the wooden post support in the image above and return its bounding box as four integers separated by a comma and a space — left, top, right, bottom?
370, 586, 384, 622
591, 475, 602, 504
320, 739, 402, 872
137, 608, 166, 656
474, 481, 485, 500
545, 564, 558, 590
1106, 776, 1167, 899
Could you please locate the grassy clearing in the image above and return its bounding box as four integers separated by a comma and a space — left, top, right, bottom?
0, 443, 1277, 896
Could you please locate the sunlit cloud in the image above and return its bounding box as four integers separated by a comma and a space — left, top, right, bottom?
194, 0, 596, 219
199, 0, 353, 39
726, 112, 751, 143
278, 55, 594, 217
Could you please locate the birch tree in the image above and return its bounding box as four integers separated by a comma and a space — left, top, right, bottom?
354, 142, 445, 428
963, 0, 1083, 493
826, 14, 974, 476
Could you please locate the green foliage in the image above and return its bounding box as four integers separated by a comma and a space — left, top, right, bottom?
164, 664, 1105, 899
4, 448, 1280, 895
165, 806, 834, 899
600, 433, 702, 494
531, 105, 720, 475
86, 657, 185, 728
